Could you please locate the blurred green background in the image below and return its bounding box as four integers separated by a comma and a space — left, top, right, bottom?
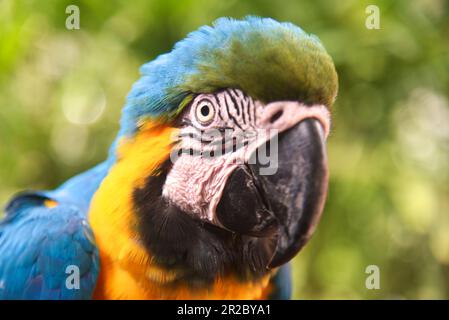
1, 0, 448, 299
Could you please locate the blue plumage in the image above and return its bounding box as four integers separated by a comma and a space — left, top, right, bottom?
119, 16, 321, 136
0, 195, 97, 299
268, 263, 292, 300
0, 162, 110, 299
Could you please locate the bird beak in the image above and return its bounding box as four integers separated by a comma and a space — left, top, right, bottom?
216, 118, 328, 268
257, 118, 328, 268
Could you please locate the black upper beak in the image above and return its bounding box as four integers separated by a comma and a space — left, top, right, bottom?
216, 118, 328, 269
258, 119, 328, 268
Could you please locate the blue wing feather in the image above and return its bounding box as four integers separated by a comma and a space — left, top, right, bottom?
0, 161, 110, 300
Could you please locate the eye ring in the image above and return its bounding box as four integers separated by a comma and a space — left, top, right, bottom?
195, 100, 215, 125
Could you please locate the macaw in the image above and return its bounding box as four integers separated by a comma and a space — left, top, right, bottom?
0, 17, 337, 300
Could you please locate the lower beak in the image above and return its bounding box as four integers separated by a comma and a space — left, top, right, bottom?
216, 118, 328, 268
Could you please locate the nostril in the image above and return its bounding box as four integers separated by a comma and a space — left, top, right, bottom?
269, 110, 283, 123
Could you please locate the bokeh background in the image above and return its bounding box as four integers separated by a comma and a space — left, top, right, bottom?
1, 0, 448, 299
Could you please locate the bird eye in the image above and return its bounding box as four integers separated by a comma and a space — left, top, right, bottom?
195, 100, 215, 124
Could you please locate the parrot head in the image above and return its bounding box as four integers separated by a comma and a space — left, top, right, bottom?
101, 17, 337, 284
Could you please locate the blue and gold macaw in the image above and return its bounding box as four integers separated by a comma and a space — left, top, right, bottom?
0, 17, 337, 299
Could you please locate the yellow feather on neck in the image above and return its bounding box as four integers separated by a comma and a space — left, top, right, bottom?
89, 121, 272, 299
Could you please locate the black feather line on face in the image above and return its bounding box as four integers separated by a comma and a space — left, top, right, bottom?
132, 158, 275, 286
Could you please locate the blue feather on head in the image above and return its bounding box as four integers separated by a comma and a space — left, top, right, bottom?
118, 16, 337, 137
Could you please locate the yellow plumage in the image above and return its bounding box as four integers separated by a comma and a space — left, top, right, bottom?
89, 121, 272, 299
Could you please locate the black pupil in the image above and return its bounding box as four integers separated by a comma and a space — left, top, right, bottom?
200, 105, 210, 117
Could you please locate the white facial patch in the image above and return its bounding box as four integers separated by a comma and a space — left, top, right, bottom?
162, 89, 330, 223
